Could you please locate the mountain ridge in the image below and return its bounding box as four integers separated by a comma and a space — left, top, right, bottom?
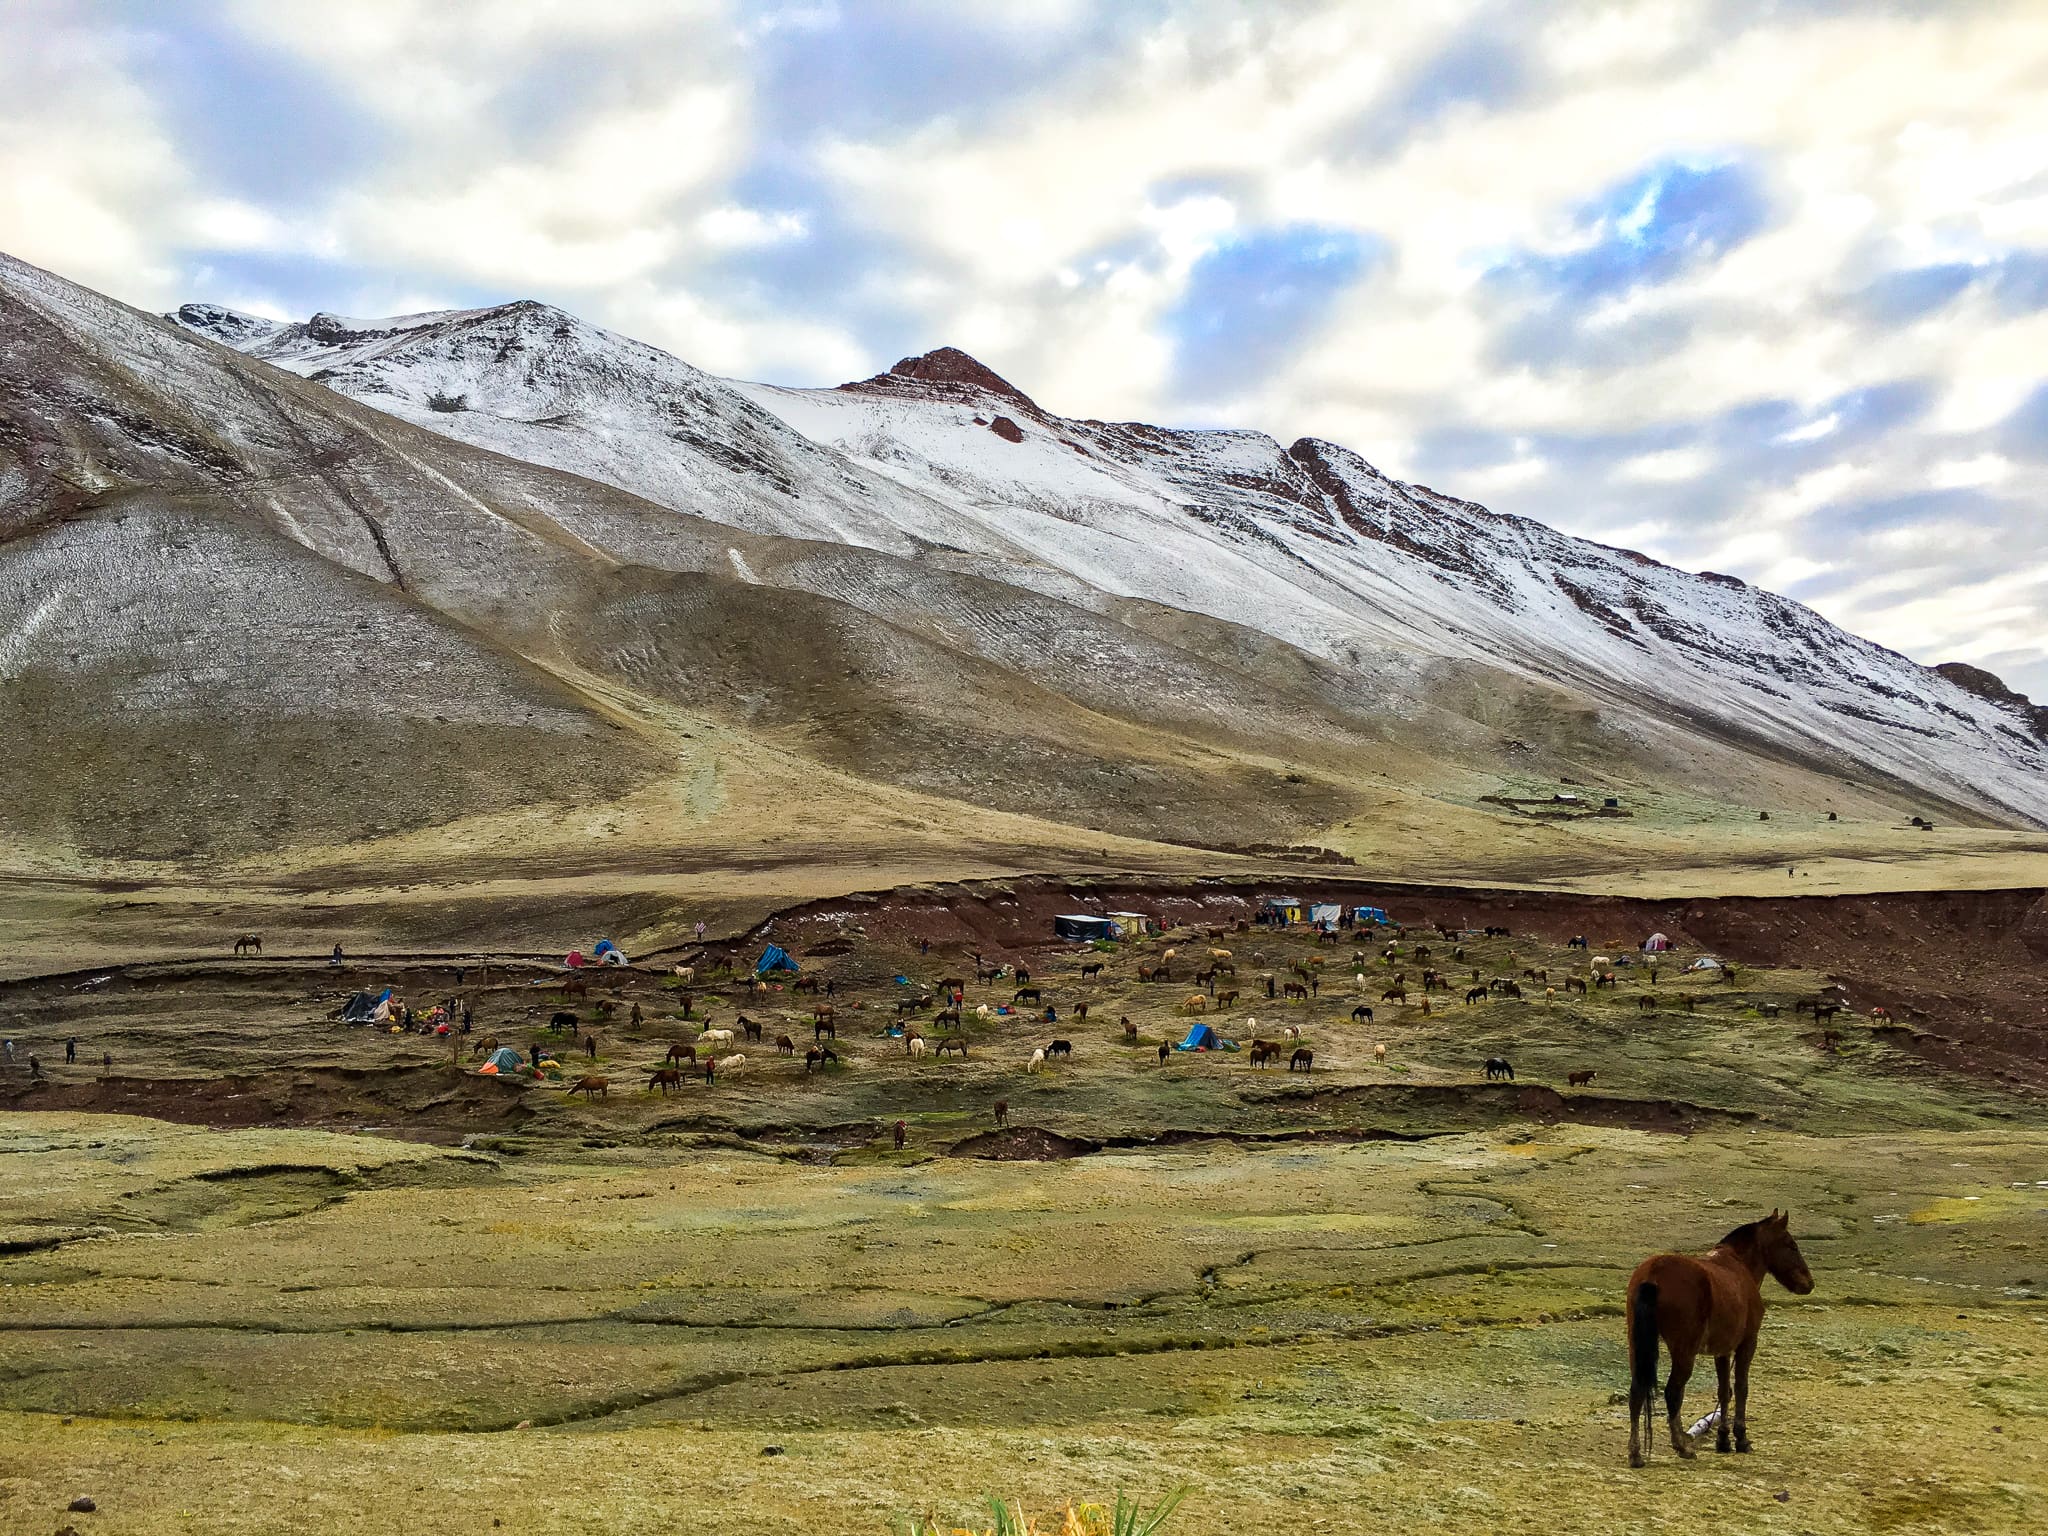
2, 247, 2040, 879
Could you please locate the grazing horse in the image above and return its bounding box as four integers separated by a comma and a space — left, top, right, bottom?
804, 1046, 838, 1073
1080, 962, 1103, 980
935, 1036, 968, 1058
1568, 1069, 1597, 1087
1046, 1039, 1072, 1059
1351, 1004, 1374, 1022
664, 1041, 697, 1065
646, 1068, 684, 1094
1380, 984, 1405, 1003
1483, 1057, 1514, 1081
550, 1010, 579, 1033
1567, 976, 1589, 995
1626, 1211, 1814, 1466
994, 1100, 1008, 1126
935, 976, 965, 997
1288, 1048, 1314, 1073
775, 1034, 795, 1056
893, 1120, 907, 1150
569, 1075, 609, 1100
792, 976, 820, 995
814, 1016, 837, 1041
1465, 987, 1487, 1005
1248, 1043, 1280, 1068
1157, 1042, 1170, 1064
933, 1007, 961, 1028
233, 933, 262, 956
1637, 994, 1657, 1013
1014, 986, 1042, 1004
1122, 1017, 1137, 1042
739, 1015, 763, 1043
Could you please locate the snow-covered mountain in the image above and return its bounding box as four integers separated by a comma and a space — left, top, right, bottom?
167, 295, 2048, 831
0, 248, 2038, 870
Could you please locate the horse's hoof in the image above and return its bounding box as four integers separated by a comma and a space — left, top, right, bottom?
1735, 1438, 1753, 1453
1629, 1452, 1646, 1469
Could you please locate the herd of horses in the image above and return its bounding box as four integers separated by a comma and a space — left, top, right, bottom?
263, 910, 1839, 1468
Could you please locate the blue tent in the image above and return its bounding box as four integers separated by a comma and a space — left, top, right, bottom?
756, 944, 799, 974
481, 1046, 523, 1072
1175, 1022, 1220, 1051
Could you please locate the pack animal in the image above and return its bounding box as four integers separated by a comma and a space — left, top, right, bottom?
1626, 1211, 1814, 1466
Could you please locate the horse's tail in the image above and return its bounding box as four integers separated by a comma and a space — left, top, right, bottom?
1630, 1280, 1660, 1398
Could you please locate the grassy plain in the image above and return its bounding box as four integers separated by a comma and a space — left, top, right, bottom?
3, 912, 2044, 1534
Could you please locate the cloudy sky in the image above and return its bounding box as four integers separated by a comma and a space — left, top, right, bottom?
5, 0, 2046, 693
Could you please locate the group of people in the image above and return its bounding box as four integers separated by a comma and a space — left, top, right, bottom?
3, 1035, 106, 1080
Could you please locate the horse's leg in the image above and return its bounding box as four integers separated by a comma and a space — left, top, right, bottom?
1664, 1349, 1697, 1458
1733, 1336, 1756, 1452
1714, 1355, 1733, 1452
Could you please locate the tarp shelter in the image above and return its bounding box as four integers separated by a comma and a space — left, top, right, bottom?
1053, 914, 1117, 941
1175, 1022, 1221, 1051
339, 987, 392, 1023
1642, 932, 1674, 952
1310, 903, 1343, 928
480, 1046, 523, 1074
564, 950, 586, 968
1261, 896, 1304, 923
1352, 906, 1390, 924
1106, 911, 1154, 936
592, 940, 626, 965
1688, 957, 1725, 971
755, 944, 799, 974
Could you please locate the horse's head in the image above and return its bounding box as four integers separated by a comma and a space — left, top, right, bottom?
1759, 1209, 1814, 1294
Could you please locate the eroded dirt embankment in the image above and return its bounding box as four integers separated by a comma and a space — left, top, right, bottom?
1, 1063, 531, 1135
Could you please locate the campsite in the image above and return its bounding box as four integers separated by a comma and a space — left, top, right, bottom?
2, 875, 2044, 1533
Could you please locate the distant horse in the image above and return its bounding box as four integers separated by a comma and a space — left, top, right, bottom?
1626, 1211, 1814, 1466
232, 933, 262, 956
664, 1041, 696, 1065
1567, 1069, 1597, 1087
1350, 1004, 1373, 1022
1288, 1048, 1313, 1072
1483, 1057, 1514, 1080
568, 1075, 608, 1100
646, 1068, 684, 1094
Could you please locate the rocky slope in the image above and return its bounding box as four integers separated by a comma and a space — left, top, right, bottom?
2, 249, 2041, 868
171, 292, 2048, 832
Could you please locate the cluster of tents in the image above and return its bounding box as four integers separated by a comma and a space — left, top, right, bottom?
565, 940, 629, 968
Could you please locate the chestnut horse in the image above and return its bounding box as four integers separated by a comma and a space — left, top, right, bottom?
1627, 1210, 1814, 1466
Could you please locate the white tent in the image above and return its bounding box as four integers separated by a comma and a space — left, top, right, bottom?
1642, 932, 1673, 952
1688, 956, 1724, 970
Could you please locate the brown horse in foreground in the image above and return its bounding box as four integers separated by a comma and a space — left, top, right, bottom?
1627, 1210, 1814, 1467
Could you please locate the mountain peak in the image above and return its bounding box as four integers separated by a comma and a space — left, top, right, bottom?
843, 346, 1037, 410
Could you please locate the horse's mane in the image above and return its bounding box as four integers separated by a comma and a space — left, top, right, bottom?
1718, 1220, 1761, 1248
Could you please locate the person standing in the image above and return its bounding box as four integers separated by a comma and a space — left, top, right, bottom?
65, 1037, 77, 1064
330, 943, 344, 966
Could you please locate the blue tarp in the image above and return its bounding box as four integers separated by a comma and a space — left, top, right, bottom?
1175, 1022, 1220, 1051
756, 944, 799, 974
1353, 906, 1389, 924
